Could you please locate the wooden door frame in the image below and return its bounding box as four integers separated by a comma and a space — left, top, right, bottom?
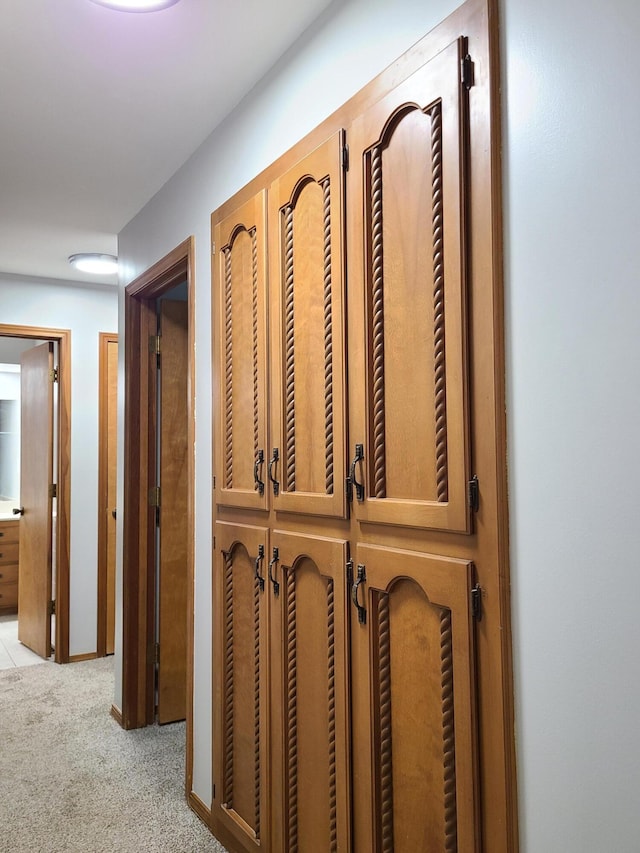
0, 323, 71, 664
97, 332, 118, 658
121, 237, 196, 795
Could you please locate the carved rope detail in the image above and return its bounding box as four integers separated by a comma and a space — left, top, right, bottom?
430, 102, 449, 502
284, 205, 296, 493
321, 177, 335, 496
250, 227, 260, 460
222, 550, 234, 808
327, 579, 338, 852
378, 593, 394, 851
370, 146, 386, 498
223, 248, 233, 489
286, 571, 299, 852
440, 607, 458, 850
253, 557, 261, 837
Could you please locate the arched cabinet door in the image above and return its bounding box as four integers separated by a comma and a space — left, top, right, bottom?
268, 131, 348, 520
350, 543, 480, 853
347, 37, 472, 533
268, 529, 351, 853
212, 521, 270, 853
213, 191, 269, 512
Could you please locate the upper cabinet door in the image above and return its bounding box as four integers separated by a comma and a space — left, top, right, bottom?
214, 190, 269, 511
269, 132, 348, 519
347, 38, 472, 533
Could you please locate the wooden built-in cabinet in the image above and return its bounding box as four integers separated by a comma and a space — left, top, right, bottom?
0, 519, 19, 614
212, 1, 515, 851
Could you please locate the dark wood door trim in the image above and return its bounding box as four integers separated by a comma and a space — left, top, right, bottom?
121, 237, 197, 800
0, 324, 71, 665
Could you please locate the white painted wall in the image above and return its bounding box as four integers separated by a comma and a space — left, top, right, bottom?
0, 274, 118, 657
118, 0, 640, 848
0, 369, 20, 500
502, 0, 640, 850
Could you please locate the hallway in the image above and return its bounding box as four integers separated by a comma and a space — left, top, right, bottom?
0, 656, 227, 852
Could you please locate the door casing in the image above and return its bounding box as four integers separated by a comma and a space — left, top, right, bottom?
97, 332, 118, 657
121, 237, 196, 798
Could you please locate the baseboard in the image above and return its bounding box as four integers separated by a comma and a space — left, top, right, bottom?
110, 703, 124, 727
188, 790, 212, 828
68, 652, 98, 663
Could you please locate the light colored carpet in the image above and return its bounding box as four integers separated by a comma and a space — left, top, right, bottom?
0, 657, 228, 852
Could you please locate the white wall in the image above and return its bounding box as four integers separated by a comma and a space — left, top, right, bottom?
502, 0, 640, 850
0, 273, 118, 657
118, 0, 640, 848
0, 369, 20, 499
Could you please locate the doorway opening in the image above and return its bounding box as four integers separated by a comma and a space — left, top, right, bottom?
120, 238, 195, 796
0, 325, 71, 664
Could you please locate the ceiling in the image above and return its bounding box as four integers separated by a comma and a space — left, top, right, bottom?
0, 0, 334, 286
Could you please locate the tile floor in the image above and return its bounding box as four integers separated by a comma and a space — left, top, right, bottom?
0, 615, 48, 669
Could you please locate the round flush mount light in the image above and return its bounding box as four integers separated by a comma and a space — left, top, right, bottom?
69, 253, 119, 275
89, 0, 180, 11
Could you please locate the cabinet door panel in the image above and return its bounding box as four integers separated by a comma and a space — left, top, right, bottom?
213, 522, 270, 852
214, 191, 269, 511
269, 530, 351, 853
351, 544, 479, 853
269, 132, 347, 519
348, 38, 471, 532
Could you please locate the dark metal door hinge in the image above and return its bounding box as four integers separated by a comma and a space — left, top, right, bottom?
149, 334, 161, 368
468, 475, 479, 512
342, 144, 349, 171
148, 486, 161, 507
48, 483, 57, 499
461, 53, 475, 90
49, 367, 59, 383
48, 599, 56, 616
471, 583, 482, 621
154, 642, 160, 665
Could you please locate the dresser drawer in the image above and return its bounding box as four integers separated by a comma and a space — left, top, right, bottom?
0, 542, 19, 565
0, 521, 19, 546
0, 563, 18, 585
0, 581, 18, 610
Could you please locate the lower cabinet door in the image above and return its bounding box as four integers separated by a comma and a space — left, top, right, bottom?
269, 529, 351, 853
350, 543, 480, 853
213, 521, 270, 852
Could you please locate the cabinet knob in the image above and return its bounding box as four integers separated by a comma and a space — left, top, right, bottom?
12, 507, 24, 516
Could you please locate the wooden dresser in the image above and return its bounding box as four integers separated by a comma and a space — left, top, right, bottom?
0, 519, 19, 614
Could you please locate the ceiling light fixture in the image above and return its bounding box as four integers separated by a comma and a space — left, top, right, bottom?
89, 0, 180, 11
68, 253, 118, 275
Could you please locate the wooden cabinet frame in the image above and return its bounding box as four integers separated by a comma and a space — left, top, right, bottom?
211, 0, 517, 850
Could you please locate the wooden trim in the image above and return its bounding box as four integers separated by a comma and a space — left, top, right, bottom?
188, 790, 212, 829
185, 244, 196, 798
110, 703, 124, 727
121, 237, 196, 797
68, 651, 98, 663
97, 332, 118, 658
0, 323, 71, 665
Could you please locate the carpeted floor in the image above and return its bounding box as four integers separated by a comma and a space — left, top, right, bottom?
0, 657, 228, 852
